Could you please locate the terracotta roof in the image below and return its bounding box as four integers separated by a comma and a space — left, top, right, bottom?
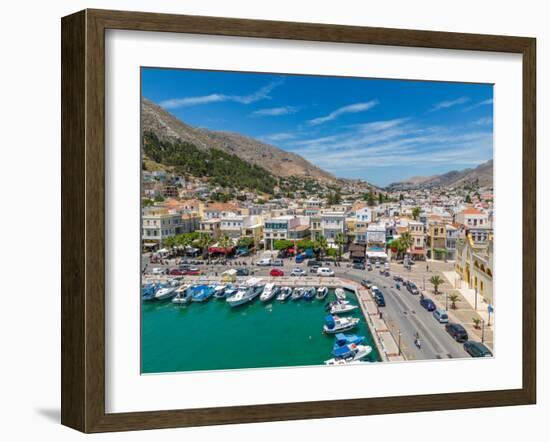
462, 207, 483, 215
205, 203, 239, 212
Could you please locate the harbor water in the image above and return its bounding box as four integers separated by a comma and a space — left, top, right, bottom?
141, 288, 381, 374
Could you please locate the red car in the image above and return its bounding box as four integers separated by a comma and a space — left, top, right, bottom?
270, 268, 285, 277
168, 268, 185, 276
185, 268, 201, 275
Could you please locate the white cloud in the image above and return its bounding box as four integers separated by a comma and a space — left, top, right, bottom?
258, 132, 297, 143
473, 117, 493, 126
429, 96, 470, 112
307, 100, 379, 126
159, 80, 283, 109
251, 106, 297, 117
464, 98, 493, 111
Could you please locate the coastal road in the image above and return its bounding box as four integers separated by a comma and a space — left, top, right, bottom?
333, 268, 470, 360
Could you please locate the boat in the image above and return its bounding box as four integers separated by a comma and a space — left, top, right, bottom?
191, 285, 215, 302
172, 284, 192, 304
260, 283, 280, 302
213, 284, 227, 299
154, 285, 177, 301
316, 286, 328, 300
335, 288, 346, 300
323, 315, 360, 334
332, 333, 365, 355
226, 278, 264, 307
291, 287, 304, 301
324, 299, 352, 311
330, 302, 359, 315
223, 286, 238, 299
303, 287, 316, 300
276, 286, 292, 301
141, 283, 160, 301
324, 344, 372, 365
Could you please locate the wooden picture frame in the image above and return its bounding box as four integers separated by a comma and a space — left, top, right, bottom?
61, 8, 536, 433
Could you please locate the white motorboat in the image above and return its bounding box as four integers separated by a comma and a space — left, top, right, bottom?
324, 344, 372, 365
323, 315, 360, 334
276, 287, 292, 301
291, 287, 304, 301
213, 284, 227, 299
335, 288, 346, 300
154, 286, 177, 300
260, 283, 279, 302
330, 302, 359, 315
172, 284, 191, 304
316, 286, 328, 300
226, 278, 264, 307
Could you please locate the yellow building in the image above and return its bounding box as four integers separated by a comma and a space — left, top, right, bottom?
455, 234, 494, 304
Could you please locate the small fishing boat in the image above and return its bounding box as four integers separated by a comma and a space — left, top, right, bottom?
276, 287, 292, 301
335, 288, 346, 300
141, 283, 159, 302
154, 285, 177, 301
330, 302, 359, 315
303, 287, 316, 301
223, 286, 238, 299
324, 344, 372, 365
213, 284, 227, 299
291, 287, 304, 301
332, 333, 365, 356
260, 283, 280, 302
324, 299, 352, 311
226, 278, 264, 307
191, 285, 215, 302
323, 315, 360, 334
316, 286, 328, 300
172, 284, 192, 305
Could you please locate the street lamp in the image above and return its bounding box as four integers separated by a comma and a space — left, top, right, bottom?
481, 319, 485, 343
445, 292, 448, 311
474, 287, 478, 311
398, 329, 402, 356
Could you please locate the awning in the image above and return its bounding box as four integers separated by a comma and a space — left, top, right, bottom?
366, 251, 388, 259
208, 246, 235, 254
410, 249, 426, 255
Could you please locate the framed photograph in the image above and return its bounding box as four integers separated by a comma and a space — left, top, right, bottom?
61, 9, 536, 433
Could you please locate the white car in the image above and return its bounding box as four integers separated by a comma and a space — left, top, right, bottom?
317, 267, 335, 277
290, 268, 306, 277
151, 267, 164, 275
256, 258, 272, 266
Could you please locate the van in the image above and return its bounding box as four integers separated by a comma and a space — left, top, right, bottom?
317, 267, 335, 277
433, 309, 449, 324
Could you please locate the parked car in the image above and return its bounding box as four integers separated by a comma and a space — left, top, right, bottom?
185, 268, 201, 275
317, 267, 335, 277
384, 262, 390, 270
295, 254, 306, 264
420, 298, 436, 311
256, 258, 272, 266
307, 260, 322, 267
433, 309, 449, 323
367, 265, 373, 271
374, 292, 386, 307
235, 267, 250, 276
406, 281, 420, 295
270, 268, 285, 277
361, 279, 373, 289
169, 268, 186, 276
352, 262, 366, 270
375, 261, 380, 268
463, 341, 493, 358
271, 259, 284, 267
445, 323, 469, 342
151, 267, 164, 275
309, 265, 320, 273
290, 268, 306, 277
393, 275, 404, 283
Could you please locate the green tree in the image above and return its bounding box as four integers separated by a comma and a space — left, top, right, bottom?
273, 239, 294, 251
400, 232, 414, 253
465, 194, 472, 203
335, 233, 347, 261
449, 294, 459, 310
412, 207, 421, 220
314, 235, 328, 260
142, 198, 154, 207
399, 193, 404, 201
364, 191, 376, 207
218, 234, 233, 252
154, 194, 165, 202
472, 317, 481, 329
237, 236, 255, 249
197, 233, 214, 262
430, 275, 444, 294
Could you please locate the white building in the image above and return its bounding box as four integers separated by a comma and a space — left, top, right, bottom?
263, 216, 301, 249
321, 211, 346, 242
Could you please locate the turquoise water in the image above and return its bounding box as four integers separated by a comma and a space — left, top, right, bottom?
141, 288, 381, 373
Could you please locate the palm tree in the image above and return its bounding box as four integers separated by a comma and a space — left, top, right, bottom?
430, 275, 444, 294
449, 294, 459, 309
400, 232, 414, 256
314, 235, 328, 260
218, 234, 233, 255
472, 317, 481, 329
196, 232, 214, 262
335, 233, 347, 261
163, 235, 177, 251
412, 207, 421, 220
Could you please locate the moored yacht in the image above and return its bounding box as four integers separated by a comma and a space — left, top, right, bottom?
329, 302, 359, 315
154, 285, 177, 301
213, 284, 227, 299
316, 286, 328, 300
172, 284, 192, 305
260, 283, 280, 302
191, 285, 215, 302
291, 287, 304, 301
276, 286, 292, 301
303, 287, 316, 300
324, 344, 372, 365
323, 315, 360, 334
335, 288, 346, 300
226, 278, 264, 307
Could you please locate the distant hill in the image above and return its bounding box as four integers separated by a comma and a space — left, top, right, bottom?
387, 160, 493, 190
141, 98, 335, 182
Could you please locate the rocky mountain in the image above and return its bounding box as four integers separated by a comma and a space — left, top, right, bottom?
387, 160, 493, 190
141, 98, 335, 182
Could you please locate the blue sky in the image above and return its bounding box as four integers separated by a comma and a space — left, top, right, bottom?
142, 68, 493, 186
